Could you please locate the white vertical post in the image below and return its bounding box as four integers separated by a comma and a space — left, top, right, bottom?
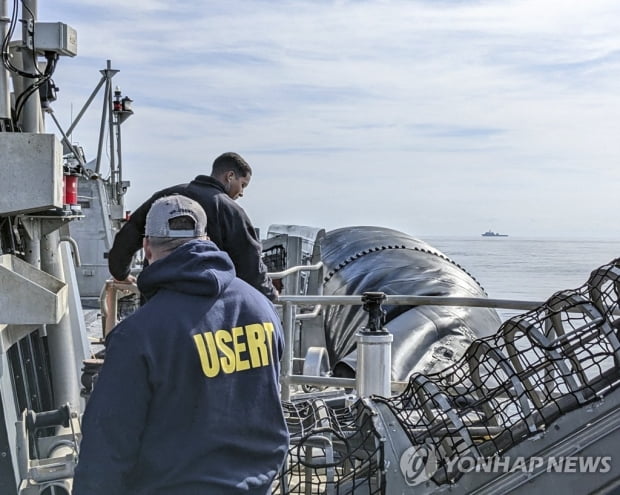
281, 301, 295, 401
356, 291, 393, 398
356, 331, 393, 397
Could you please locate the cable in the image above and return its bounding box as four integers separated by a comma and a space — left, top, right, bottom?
21, 1, 44, 77
13, 51, 58, 122
1, 0, 40, 79
2, 1, 62, 126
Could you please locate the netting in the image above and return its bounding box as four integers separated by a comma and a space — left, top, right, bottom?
273, 399, 385, 494
374, 258, 620, 484
264, 244, 287, 273
274, 259, 620, 490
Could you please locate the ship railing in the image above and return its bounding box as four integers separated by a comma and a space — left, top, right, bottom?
97, 262, 325, 340
99, 279, 141, 339
98, 263, 550, 399
268, 261, 324, 281
100, 261, 619, 404
275, 292, 546, 401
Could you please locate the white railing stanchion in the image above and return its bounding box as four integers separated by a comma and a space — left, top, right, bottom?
281, 301, 295, 401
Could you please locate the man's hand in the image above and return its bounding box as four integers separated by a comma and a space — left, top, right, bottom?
114, 275, 137, 285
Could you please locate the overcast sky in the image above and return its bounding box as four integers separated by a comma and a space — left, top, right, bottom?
38, 0, 620, 239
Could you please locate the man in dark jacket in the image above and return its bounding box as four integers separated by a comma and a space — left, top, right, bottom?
108, 152, 277, 301
73, 195, 289, 495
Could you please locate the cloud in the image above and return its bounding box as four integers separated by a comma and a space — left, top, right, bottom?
35, 0, 620, 238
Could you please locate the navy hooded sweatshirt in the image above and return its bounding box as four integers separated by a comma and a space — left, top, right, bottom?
73, 240, 289, 495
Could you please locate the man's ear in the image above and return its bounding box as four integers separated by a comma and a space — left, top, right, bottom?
143, 237, 153, 263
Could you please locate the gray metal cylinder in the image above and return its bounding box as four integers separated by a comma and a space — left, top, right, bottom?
19, 0, 41, 133
0, 0, 11, 119
356, 331, 393, 398
41, 232, 81, 409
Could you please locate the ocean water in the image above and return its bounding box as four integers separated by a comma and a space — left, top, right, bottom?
423, 236, 620, 321
88, 237, 620, 328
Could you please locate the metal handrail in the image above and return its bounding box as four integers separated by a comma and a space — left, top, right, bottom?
268, 261, 323, 280
278, 292, 547, 401
296, 305, 323, 321
99, 279, 140, 338
279, 294, 545, 311
98, 262, 550, 400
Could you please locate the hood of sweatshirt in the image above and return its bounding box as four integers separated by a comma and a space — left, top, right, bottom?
137, 240, 236, 299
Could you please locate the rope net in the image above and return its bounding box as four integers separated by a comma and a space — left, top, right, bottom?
273, 399, 385, 494
274, 258, 620, 491
374, 257, 620, 483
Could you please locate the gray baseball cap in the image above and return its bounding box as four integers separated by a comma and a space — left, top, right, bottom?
145, 195, 207, 238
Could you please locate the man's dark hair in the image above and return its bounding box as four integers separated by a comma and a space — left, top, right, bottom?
211, 152, 252, 178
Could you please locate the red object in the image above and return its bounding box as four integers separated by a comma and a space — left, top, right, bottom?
64, 175, 78, 205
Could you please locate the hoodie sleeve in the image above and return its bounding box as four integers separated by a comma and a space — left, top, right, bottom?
220, 200, 278, 302
108, 185, 179, 280
108, 199, 150, 280
108, 185, 191, 280
72, 326, 151, 495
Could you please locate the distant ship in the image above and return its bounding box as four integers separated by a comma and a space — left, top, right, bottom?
481, 230, 508, 237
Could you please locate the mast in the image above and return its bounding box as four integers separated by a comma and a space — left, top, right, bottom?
0, 2, 85, 492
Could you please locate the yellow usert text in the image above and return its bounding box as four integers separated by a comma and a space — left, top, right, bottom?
192, 322, 276, 378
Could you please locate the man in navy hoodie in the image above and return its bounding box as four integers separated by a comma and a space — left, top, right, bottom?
73, 195, 289, 495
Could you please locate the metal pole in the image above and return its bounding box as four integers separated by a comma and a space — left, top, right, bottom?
288, 375, 356, 388
70, 60, 118, 140
268, 262, 323, 280
107, 65, 116, 189
281, 302, 295, 401
47, 109, 86, 166
0, 0, 11, 119
19, 0, 40, 132
279, 294, 545, 312
115, 109, 123, 205
95, 77, 109, 174
41, 231, 81, 409
65, 75, 106, 137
